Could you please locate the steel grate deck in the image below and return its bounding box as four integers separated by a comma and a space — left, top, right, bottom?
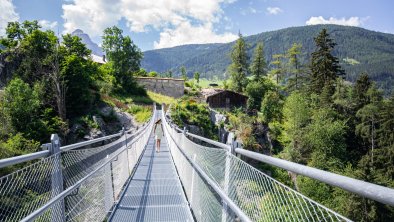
110, 125, 194, 222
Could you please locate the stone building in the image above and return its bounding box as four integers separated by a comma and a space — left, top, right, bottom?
135, 77, 184, 98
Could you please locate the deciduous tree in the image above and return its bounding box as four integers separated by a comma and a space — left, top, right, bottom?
102, 26, 142, 92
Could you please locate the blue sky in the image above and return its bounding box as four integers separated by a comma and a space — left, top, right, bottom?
1, 0, 393, 51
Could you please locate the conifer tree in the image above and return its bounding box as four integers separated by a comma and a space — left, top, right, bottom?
309, 29, 344, 95
287, 43, 303, 90
353, 73, 372, 109
229, 33, 249, 92
270, 54, 285, 85
180, 66, 187, 80
250, 42, 267, 81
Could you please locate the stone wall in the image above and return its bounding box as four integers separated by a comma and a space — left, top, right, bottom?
136, 77, 184, 98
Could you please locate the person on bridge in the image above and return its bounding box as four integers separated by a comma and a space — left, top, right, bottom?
154, 119, 164, 152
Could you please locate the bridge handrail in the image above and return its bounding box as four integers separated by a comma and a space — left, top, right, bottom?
20, 105, 157, 221
235, 148, 394, 206
60, 132, 122, 152
169, 110, 394, 207
60, 121, 148, 152
0, 109, 152, 169
162, 106, 252, 222
0, 150, 50, 169
185, 131, 231, 151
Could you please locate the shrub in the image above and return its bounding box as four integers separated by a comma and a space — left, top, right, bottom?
77, 115, 99, 129
134, 108, 152, 123
171, 99, 217, 139
127, 105, 152, 123
0, 133, 40, 158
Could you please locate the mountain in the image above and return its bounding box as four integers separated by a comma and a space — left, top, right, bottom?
71, 29, 104, 56
141, 25, 394, 94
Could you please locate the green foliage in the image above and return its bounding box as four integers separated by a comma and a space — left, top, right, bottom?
147, 91, 176, 105
297, 176, 332, 206
280, 92, 311, 163
171, 100, 217, 139
305, 108, 347, 169
1, 25, 57, 83
127, 105, 152, 123
148, 71, 158, 77
77, 115, 99, 129
0, 132, 41, 175
184, 80, 201, 96
0, 20, 40, 48
61, 34, 91, 57
193, 72, 200, 83
60, 54, 94, 117
260, 90, 284, 123
229, 33, 249, 92
0, 78, 41, 136
133, 68, 148, 77
245, 79, 274, 111
0, 79, 66, 161
102, 26, 143, 94
180, 66, 187, 80
0, 133, 40, 158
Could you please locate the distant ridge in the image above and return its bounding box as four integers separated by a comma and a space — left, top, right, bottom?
71, 29, 104, 57
141, 24, 394, 94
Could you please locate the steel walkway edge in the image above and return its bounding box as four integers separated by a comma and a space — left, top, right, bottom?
110, 118, 194, 221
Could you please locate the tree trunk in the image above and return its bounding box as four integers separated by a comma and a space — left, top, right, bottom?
50, 55, 67, 121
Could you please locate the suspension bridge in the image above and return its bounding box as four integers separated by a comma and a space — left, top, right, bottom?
1, 104, 393, 221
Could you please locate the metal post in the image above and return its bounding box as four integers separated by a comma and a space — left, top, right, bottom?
50, 134, 65, 222
222, 138, 236, 221
104, 155, 114, 212
230, 138, 237, 155
122, 127, 131, 174
190, 154, 196, 204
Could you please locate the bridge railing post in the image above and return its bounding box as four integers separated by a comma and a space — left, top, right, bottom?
104, 155, 114, 212
222, 137, 239, 221
122, 127, 132, 175
50, 134, 65, 222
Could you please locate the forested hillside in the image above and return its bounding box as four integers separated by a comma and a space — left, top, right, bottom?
142, 24, 394, 94
170, 29, 394, 221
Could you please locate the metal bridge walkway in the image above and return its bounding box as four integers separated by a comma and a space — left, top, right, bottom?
110, 120, 194, 221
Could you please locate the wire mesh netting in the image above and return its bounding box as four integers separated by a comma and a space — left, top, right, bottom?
0, 155, 58, 221
166, 131, 232, 222
0, 110, 155, 222
163, 112, 351, 222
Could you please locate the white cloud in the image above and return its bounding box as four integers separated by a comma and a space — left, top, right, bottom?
62, 0, 237, 48
0, 0, 19, 36
153, 20, 237, 49
38, 20, 58, 31
62, 0, 122, 37
241, 7, 258, 15
306, 16, 363, 26
266, 7, 283, 15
